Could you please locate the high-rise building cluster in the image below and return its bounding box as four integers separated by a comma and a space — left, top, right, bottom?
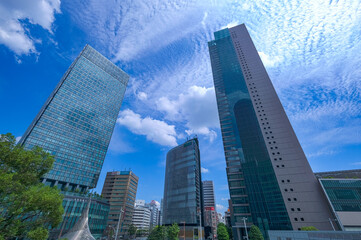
132, 200, 160, 230
14, 22, 361, 240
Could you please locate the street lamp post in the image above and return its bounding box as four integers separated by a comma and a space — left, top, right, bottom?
108, 225, 116, 240
115, 207, 124, 240
241, 217, 248, 240
197, 208, 203, 240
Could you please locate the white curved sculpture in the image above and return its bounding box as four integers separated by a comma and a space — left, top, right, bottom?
61, 197, 96, 240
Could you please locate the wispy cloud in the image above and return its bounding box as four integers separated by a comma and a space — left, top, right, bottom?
63, 0, 361, 161
201, 167, 209, 173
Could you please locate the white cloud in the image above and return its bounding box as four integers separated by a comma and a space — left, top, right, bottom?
0, 0, 61, 55
15, 136, 21, 143
156, 86, 219, 141
216, 204, 226, 212
117, 109, 178, 147
137, 91, 148, 101
258, 51, 283, 67
201, 167, 209, 173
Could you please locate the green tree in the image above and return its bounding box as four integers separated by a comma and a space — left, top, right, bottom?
300, 226, 318, 231
226, 225, 233, 240
0, 133, 64, 240
148, 225, 166, 240
167, 223, 180, 240
128, 224, 138, 239
249, 225, 264, 240
217, 223, 229, 240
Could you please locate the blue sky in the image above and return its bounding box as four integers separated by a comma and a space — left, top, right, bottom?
1, 0, 361, 214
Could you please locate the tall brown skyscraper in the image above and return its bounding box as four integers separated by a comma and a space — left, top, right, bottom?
208, 24, 334, 239
102, 171, 138, 239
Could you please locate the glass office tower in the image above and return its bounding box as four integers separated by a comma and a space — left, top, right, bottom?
163, 138, 204, 239
19, 45, 129, 192
208, 24, 334, 239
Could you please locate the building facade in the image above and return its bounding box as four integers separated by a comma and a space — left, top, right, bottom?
49, 193, 109, 239
132, 202, 151, 230
208, 24, 334, 239
163, 138, 204, 239
203, 181, 217, 239
102, 171, 139, 239
268, 230, 361, 240
319, 178, 361, 231
18, 44, 129, 238
145, 200, 160, 229
19, 45, 129, 192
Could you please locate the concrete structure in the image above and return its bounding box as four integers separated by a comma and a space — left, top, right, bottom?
49, 193, 109, 239
60, 197, 95, 240
145, 200, 160, 229
315, 169, 361, 179
217, 213, 225, 225
268, 230, 361, 240
132, 203, 151, 230
319, 178, 361, 231
160, 198, 163, 226
163, 138, 204, 240
225, 209, 231, 228
102, 171, 138, 239
208, 24, 334, 239
203, 181, 216, 208
203, 181, 217, 239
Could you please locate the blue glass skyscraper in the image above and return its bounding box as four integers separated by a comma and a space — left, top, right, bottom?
163, 138, 204, 239
208, 24, 334, 239
19, 44, 129, 192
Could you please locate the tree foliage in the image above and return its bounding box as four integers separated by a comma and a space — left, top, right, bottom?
128, 224, 138, 239
226, 225, 233, 240
0, 133, 64, 240
217, 223, 229, 240
147, 224, 180, 240
300, 226, 318, 231
249, 225, 264, 240
148, 225, 166, 240
167, 223, 180, 240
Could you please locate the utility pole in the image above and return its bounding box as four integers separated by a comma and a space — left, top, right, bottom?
241, 217, 248, 240
181, 221, 186, 240
115, 207, 124, 240
197, 208, 203, 240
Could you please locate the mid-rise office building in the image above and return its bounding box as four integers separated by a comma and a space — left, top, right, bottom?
163, 138, 204, 239
132, 201, 151, 230
49, 193, 109, 239
146, 200, 160, 229
203, 181, 216, 208
18, 45, 129, 237
102, 171, 139, 239
319, 178, 361, 231
268, 230, 361, 240
315, 169, 361, 179
208, 24, 334, 239
203, 181, 217, 239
